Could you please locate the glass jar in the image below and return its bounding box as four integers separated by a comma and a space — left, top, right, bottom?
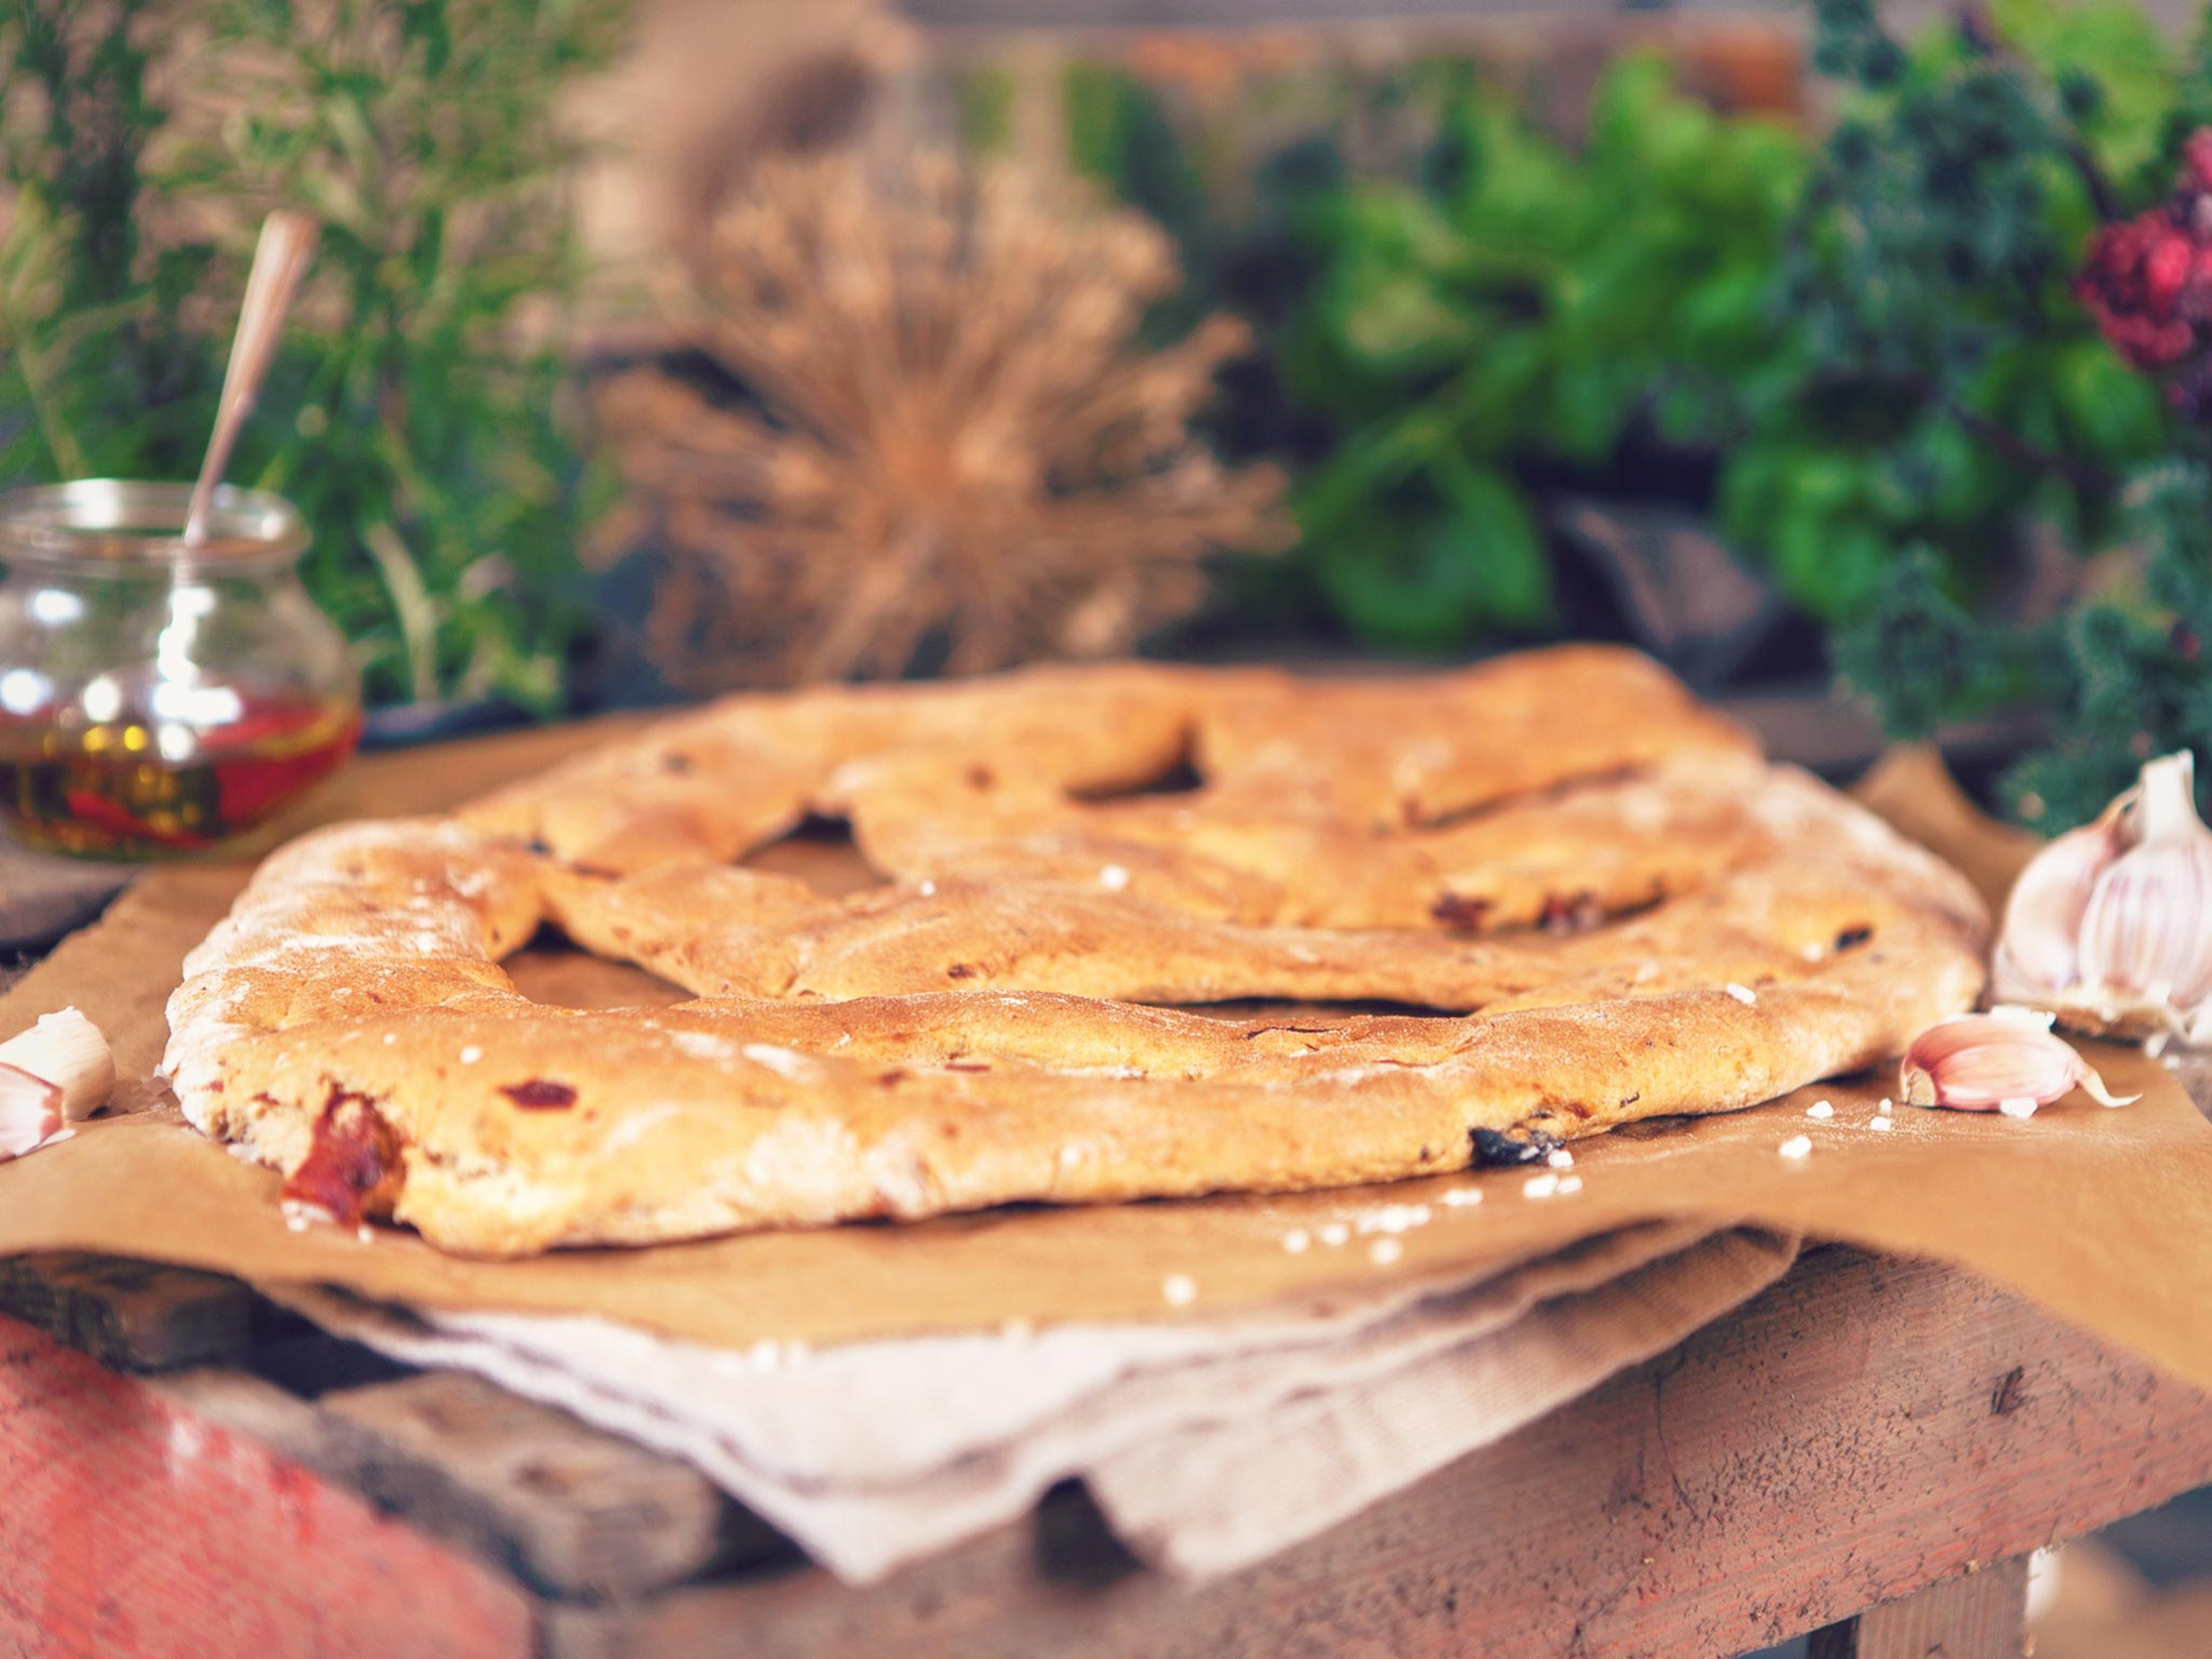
0, 480, 361, 857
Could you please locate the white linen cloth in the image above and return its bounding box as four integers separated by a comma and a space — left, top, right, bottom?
272, 1221, 1796, 1584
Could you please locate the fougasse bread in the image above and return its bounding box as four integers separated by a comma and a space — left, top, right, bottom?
161, 647, 1990, 1257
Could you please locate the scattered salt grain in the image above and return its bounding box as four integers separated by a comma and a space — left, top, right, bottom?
459, 1046, 482, 1065
1522, 1172, 1562, 1199
1806, 1101, 1834, 1120
1442, 1187, 1484, 1208
1058, 1143, 1085, 1169
1778, 1135, 1812, 1160
356, 1226, 374, 1245
1801, 942, 1826, 961
415, 931, 442, 955
382, 1032, 397, 1045
1355, 1203, 1431, 1234
1725, 983, 1758, 1006
1869, 1116, 1893, 1132
1319, 1222, 1350, 1247
1369, 1237, 1404, 1266
1556, 1174, 1583, 1195
1546, 1148, 1575, 1169
1879, 1097, 1894, 1112
918, 880, 937, 897
1162, 1273, 1198, 1307
1282, 1228, 1311, 1254
1999, 1097, 2040, 1120
1099, 865, 1131, 892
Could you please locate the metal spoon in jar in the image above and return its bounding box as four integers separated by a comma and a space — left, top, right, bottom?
181, 210, 320, 547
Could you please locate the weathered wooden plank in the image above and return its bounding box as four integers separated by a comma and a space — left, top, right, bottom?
317, 1369, 744, 1600
0, 1251, 264, 1372
152, 1362, 370, 1478
1808, 1557, 2029, 1658
0, 1248, 786, 1605
0, 1313, 533, 1659
544, 1250, 2212, 1659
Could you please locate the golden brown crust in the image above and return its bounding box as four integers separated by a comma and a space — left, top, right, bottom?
162, 649, 1988, 1257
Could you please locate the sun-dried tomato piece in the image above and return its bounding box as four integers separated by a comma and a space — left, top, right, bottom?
499, 1078, 578, 1110
282, 1086, 402, 1222
1429, 892, 1494, 931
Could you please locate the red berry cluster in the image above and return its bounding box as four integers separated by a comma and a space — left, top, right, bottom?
2077, 129, 2212, 416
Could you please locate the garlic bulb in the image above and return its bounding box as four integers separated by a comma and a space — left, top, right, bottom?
2079, 754, 2212, 1010
1900, 1007, 2136, 1116
1994, 751, 2212, 1043
1993, 790, 2131, 999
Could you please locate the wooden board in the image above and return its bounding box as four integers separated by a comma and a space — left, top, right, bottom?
6, 1247, 2198, 1659
538, 1250, 2212, 1659
1810, 1559, 2031, 1658
0, 1315, 533, 1659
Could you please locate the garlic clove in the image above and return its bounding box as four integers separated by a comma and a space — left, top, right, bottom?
0, 1007, 113, 1124
1899, 1009, 2138, 1112
0, 1062, 64, 1158
1993, 790, 2133, 999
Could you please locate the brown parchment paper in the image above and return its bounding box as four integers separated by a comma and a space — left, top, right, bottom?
3, 729, 2210, 1389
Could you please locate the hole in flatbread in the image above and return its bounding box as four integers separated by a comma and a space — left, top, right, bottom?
1186, 997, 1463, 1024
504, 923, 693, 1011
743, 812, 888, 897
1067, 752, 1204, 802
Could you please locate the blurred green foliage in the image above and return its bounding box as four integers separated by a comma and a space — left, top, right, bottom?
993, 17, 2212, 828
1803, 0, 2212, 827
1774, 0, 2170, 620
1283, 58, 1809, 647
1287, 7, 2194, 651
0, 0, 623, 712
0, 2, 214, 488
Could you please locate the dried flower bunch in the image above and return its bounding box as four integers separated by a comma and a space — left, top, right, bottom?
2076, 131, 2212, 421
594, 151, 1288, 690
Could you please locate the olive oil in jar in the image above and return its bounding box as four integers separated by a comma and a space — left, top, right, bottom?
0, 689, 360, 856
0, 480, 362, 858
